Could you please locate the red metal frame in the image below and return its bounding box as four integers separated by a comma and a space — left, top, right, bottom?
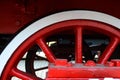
0, 0, 120, 34
47, 59, 120, 79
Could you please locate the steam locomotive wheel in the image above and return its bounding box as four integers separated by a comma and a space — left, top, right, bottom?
0, 10, 120, 80
25, 45, 49, 78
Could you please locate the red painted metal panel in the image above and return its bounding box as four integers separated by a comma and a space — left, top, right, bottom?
47, 59, 120, 79
0, 0, 120, 34
46, 78, 120, 80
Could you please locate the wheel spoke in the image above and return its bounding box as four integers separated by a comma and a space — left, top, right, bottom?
98, 37, 119, 64
11, 68, 40, 80
36, 38, 56, 63
35, 66, 48, 71
2, 17, 120, 79
75, 26, 83, 63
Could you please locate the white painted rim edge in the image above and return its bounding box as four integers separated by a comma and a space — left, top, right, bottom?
0, 10, 120, 76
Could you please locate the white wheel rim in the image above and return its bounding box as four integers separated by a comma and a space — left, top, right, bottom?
0, 10, 120, 76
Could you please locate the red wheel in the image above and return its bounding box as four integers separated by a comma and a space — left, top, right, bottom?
0, 10, 120, 79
